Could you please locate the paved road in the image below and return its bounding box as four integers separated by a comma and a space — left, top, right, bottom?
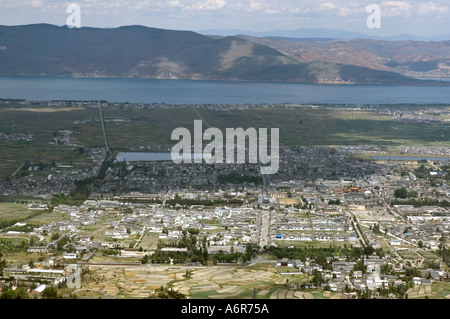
349, 212, 367, 247
99, 103, 110, 152
258, 210, 270, 249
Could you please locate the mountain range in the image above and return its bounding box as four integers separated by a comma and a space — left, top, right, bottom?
0, 24, 448, 86
198, 27, 450, 41
237, 35, 450, 79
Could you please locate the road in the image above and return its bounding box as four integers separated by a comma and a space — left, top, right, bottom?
348, 212, 367, 247
133, 226, 147, 249
99, 103, 110, 153
258, 210, 270, 250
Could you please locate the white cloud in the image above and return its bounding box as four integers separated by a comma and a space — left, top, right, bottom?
321, 3, 337, 10
418, 1, 448, 15
30, 0, 42, 8
185, 0, 227, 11
381, 1, 412, 17
248, 0, 263, 11
318, 1, 366, 17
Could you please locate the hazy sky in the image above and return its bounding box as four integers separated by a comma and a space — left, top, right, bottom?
1, 0, 449, 36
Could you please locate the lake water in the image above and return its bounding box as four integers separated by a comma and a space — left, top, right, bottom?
1, 76, 450, 104
116, 152, 209, 162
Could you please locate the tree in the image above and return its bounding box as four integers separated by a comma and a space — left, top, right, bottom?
149, 285, 186, 299
15, 287, 29, 299
29, 235, 38, 247
245, 243, 253, 261
407, 191, 418, 198
354, 259, 367, 274
394, 188, 408, 199
372, 224, 381, 234
0, 253, 6, 276
41, 286, 58, 299
0, 288, 29, 299
183, 269, 192, 279
363, 245, 375, 256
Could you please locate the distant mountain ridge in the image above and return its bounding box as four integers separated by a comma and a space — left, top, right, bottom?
198, 27, 450, 41
0, 24, 447, 86
237, 35, 450, 79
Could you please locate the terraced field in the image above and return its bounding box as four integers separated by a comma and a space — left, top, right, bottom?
76, 263, 346, 299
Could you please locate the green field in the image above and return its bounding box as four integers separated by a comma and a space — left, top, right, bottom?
76, 213, 122, 242
0, 102, 449, 178
397, 250, 421, 260
138, 232, 161, 250
101, 105, 450, 148
0, 203, 35, 222
0, 103, 102, 178
27, 210, 69, 225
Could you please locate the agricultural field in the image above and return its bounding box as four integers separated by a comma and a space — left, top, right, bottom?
27, 209, 69, 225
397, 249, 421, 260
1, 101, 448, 179
75, 262, 450, 299
138, 232, 162, 251
101, 105, 450, 148
0, 203, 35, 222
0, 250, 46, 268
76, 263, 315, 299
373, 235, 394, 252
408, 282, 450, 299
417, 250, 441, 260
76, 213, 123, 243
0, 103, 101, 178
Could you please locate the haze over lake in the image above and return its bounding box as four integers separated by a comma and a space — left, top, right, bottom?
1, 76, 450, 105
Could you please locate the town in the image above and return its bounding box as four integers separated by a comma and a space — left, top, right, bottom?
0, 99, 449, 299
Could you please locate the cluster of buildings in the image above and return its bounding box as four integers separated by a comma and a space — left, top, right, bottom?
276, 255, 449, 296
0, 147, 107, 197
0, 132, 33, 141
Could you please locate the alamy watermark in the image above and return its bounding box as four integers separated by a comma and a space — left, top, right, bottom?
66, 3, 81, 28
171, 120, 279, 175
66, 265, 81, 289
367, 4, 381, 29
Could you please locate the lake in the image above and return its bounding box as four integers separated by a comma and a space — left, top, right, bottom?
1, 76, 450, 104
116, 152, 209, 162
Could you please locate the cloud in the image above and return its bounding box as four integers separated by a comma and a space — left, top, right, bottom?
248, 0, 263, 11
321, 3, 337, 10
188, 0, 226, 11
30, 0, 42, 7
417, 1, 448, 15
318, 1, 368, 17
381, 1, 412, 17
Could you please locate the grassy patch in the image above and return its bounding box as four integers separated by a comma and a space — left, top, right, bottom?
313, 292, 324, 299
0, 203, 32, 222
